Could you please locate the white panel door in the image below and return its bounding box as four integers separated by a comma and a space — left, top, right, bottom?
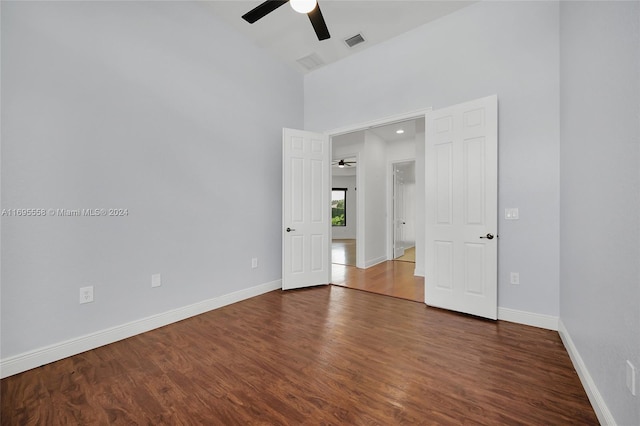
393, 169, 405, 259
425, 95, 498, 319
282, 128, 330, 290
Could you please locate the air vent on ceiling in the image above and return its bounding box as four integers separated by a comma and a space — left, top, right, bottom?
296, 53, 325, 71
344, 33, 366, 48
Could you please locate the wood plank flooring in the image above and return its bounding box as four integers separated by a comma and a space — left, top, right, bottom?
395, 246, 416, 263
332, 261, 424, 303
1, 286, 597, 425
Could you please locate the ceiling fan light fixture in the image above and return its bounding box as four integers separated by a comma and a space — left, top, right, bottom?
290, 0, 317, 14
338, 160, 345, 168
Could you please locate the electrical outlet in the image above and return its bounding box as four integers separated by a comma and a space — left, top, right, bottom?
151, 273, 161, 288
79, 286, 94, 304
510, 272, 520, 285
627, 360, 637, 396
251, 258, 258, 269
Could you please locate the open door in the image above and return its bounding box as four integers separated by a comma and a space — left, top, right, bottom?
282, 128, 331, 290
393, 167, 406, 259
424, 95, 498, 319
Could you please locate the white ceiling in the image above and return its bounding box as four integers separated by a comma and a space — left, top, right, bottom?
204, 1, 475, 73
332, 116, 424, 149
368, 117, 424, 143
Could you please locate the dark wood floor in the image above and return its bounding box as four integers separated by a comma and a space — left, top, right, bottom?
2, 286, 597, 425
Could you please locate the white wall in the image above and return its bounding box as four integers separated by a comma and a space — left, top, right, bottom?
559, 2, 640, 424
1, 2, 303, 360
386, 139, 417, 162
363, 131, 388, 267
306, 1, 561, 316
331, 175, 356, 239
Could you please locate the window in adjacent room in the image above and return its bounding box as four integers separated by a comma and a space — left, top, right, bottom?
331, 188, 347, 226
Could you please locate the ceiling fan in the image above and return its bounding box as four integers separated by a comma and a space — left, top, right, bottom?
332, 159, 356, 168
242, 0, 331, 41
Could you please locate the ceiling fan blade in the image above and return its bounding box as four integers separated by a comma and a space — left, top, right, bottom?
242, 0, 289, 24
307, 3, 330, 41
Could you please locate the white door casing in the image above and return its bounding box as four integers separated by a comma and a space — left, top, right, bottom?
282, 128, 331, 290
424, 95, 498, 319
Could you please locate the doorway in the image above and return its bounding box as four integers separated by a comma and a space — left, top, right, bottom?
283, 96, 498, 318
391, 160, 416, 264
331, 155, 358, 267
330, 117, 425, 302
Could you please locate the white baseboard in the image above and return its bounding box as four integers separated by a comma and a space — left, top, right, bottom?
0, 280, 282, 379
497, 307, 558, 330
364, 255, 388, 269
558, 319, 616, 426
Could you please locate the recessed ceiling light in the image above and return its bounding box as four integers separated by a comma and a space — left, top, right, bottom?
396, 129, 404, 134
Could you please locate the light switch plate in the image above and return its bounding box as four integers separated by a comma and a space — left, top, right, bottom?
505, 208, 519, 220
152, 273, 161, 288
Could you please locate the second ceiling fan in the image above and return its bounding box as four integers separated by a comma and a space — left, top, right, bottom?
333, 159, 356, 168
242, 0, 331, 41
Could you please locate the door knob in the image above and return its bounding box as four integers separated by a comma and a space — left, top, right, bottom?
286, 227, 295, 232
480, 233, 494, 240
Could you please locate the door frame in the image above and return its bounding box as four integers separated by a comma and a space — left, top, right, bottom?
326, 107, 432, 281
387, 158, 416, 262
